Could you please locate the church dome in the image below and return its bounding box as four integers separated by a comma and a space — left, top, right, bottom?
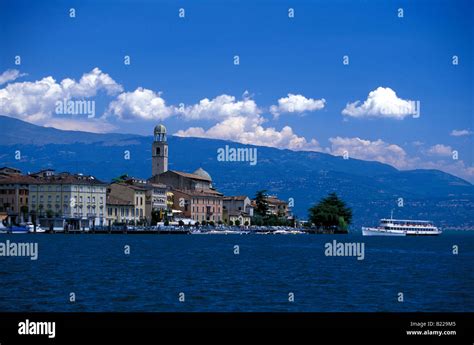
154, 124, 167, 135
193, 167, 212, 181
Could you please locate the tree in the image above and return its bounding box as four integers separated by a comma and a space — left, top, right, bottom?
30, 210, 37, 225
251, 214, 263, 226
151, 209, 161, 225
308, 193, 352, 232
244, 221, 249, 226
254, 190, 269, 216
229, 220, 234, 226
112, 174, 129, 183
20, 205, 28, 218
178, 220, 185, 226
235, 219, 241, 226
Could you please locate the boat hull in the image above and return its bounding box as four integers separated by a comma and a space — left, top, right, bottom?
9, 226, 29, 234
362, 227, 406, 236
362, 227, 442, 236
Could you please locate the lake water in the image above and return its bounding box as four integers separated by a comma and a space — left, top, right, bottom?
0, 232, 473, 312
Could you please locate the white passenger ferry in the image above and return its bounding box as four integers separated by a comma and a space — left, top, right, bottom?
362, 216, 441, 236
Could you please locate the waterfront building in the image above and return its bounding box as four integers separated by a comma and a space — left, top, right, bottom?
265, 195, 290, 217
172, 188, 223, 223
109, 176, 168, 223
146, 182, 168, 220
148, 124, 224, 223
223, 196, 253, 225
226, 211, 251, 226
151, 169, 224, 223
0, 169, 35, 223
28, 171, 107, 229
106, 195, 134, 225
107, 181, 147, 225
251, 195, 290, 218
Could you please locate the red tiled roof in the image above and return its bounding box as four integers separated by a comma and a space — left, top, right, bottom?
106, 195, 134, 206
0, 175, 38, 184
28, 174, 106, 185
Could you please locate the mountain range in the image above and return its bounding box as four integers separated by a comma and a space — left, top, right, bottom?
0, 115, 472, 228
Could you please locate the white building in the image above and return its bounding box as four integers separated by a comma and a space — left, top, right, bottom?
28, 171, 107, 229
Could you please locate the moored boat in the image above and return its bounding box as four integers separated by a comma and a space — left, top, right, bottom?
26, 222, 46, 233
8, 225, 29, 234
362, 217, 441, 236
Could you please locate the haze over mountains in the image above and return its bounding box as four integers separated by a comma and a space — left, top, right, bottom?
0, 115, 472, 228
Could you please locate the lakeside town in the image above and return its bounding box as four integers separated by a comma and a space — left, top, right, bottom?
1, 124, 342, 235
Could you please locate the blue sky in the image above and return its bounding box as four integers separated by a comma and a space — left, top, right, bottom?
0, 0, 473, 181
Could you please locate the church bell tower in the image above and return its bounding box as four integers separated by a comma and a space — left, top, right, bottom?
152, 124, 168, 176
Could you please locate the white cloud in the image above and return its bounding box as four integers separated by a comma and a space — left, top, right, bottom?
179, 94, 261, 121
0, 68, 123, 123
60, 67, 123, 97
174, 93, 322, 151
416, 159, 474, 183
0, 69, 26, 85
450, 129, 472, 137
342, 87, 418, 119
427, 144, 453, 157
106, 87, 174, 120
327, 136, 410, 168
175, 115, 321, 151
270, 94, 325, 118
327, 137, 474, 182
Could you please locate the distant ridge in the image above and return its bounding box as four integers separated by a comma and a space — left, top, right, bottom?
0, 115, 472, 226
